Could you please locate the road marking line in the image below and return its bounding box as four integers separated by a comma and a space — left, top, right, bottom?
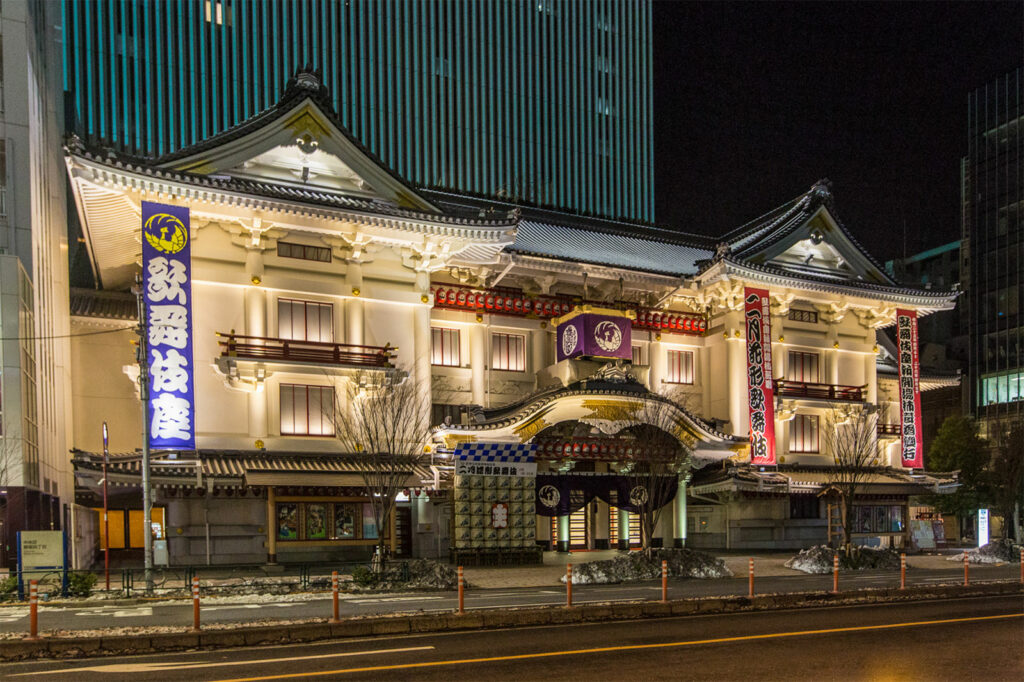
208, 612, 1024, 682
11, 645, 435, 676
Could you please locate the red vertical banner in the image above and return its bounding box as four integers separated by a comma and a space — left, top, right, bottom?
896, 309, 923, 468
744, 288, 776, 465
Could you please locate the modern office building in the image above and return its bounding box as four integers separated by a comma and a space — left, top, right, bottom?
0, 0, 74, 567
962, 68, 1023, 422
61, 0, 654, 224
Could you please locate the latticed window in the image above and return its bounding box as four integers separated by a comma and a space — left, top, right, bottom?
277, 241, 331, 263
280, 384, 334, 436
787, 351, 819, 383
491, 332, 525, 371
790, 414, 819, 453
278, 299, 333, 342
431, 328, 460, 367
665, 350, 694, 384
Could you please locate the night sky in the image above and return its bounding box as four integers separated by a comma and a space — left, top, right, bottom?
652, 1, 1023, 263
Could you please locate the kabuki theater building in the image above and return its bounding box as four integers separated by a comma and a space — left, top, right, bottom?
66, 74, 958, 566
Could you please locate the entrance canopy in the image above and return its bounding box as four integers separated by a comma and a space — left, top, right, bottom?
433, 378, 746, 465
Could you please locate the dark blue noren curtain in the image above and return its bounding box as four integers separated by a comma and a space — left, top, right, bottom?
535, 474, 677, 517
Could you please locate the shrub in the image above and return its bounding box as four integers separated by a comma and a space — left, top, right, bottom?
351, 565, 378, 587
68, 572, 98, 598
0, 575, 17, 596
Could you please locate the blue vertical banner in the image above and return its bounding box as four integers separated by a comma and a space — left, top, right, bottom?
142, 201, 196, 450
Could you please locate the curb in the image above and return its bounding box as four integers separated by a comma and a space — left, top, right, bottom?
2, 581, 1021, 661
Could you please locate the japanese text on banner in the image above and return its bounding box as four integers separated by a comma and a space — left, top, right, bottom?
142, 202, 196, 450
744, 288, 776, 465
896, 309, 922, 468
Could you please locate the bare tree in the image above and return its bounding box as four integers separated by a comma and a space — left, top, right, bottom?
606, 392, 694, 553
822, 403, 883, 555
331, 369, 431, 570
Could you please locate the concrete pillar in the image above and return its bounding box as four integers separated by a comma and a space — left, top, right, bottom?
594, 499, 610, 549
617, 508, 629, 550
674, 476, 688, 548
469, 323, 486, 405
864, 352, 878, 404
244, 286, 267, 337
245, 248, 265, 286
413, 305, 432, 416
346, 299, 364, 346
557, 515, 570, 553
648, 339, 664, 391
531, 328, 548, 385
727, 334, 747, 437
266, 487, 276, 564
247, 390, 268, 438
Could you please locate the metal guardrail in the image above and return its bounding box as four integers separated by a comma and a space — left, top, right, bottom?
218, 332, 396, 367
775, 379, 866, 401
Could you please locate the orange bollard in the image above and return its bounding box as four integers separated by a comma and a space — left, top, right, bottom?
963, 553, 969, 586
832, 554, 839, 593
24, 580, 39, 641
900, 553, 906, 590
331, 571, 340, 623
661, 560, 668, 603
192, 576, 201, 632
748, 558, 755, 598
566, 563, 573, 608
457, 566, 464, 614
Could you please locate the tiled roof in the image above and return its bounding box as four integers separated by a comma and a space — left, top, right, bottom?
72, 448, 429, 488
67, 140, 518, 228
510, 220, 712, 275
70, 287, 137, 320
725, 180, 898, 285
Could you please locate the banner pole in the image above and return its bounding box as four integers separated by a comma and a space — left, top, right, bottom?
135, 275, 153, 594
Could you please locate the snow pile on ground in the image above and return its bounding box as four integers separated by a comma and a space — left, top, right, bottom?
560, 549, 732, 585
347, 559, 460, 592
785, 545, 903, 574
949, 539, 1022, 564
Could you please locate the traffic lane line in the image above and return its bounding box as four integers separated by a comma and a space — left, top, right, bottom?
207, 612, 1024, 682
11, 645, 435, 676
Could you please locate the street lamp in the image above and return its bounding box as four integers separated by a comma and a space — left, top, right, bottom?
102, 421, 110, 591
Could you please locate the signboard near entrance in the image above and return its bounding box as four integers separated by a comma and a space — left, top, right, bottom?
977, 508, 990, 548
17, 530, 67, 596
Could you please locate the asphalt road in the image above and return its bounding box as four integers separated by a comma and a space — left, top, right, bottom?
0, 564, 1018, 634
4, 595, 1022, 681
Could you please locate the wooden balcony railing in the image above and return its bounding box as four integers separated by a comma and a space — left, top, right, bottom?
217, 333, 396, 368
877, 424, 901, 437
774, 379, 865, 402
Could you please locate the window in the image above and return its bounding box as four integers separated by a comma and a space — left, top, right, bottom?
790, 414, 819, 453
431, 328, 460, 367
276, 502, 378, 541
631, 345, 648, 365
790, 496, 820, 519
278, 299, 333, 343
492, 332, 525, 372
280, 384, 334, 436
787, 351, 819, 383
432, 403, 464, 426
665, 350, 694, 384
277, 241, 331, 263
788, 309, 818, 324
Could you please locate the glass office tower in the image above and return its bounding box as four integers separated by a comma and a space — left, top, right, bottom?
963, 68, 1023, 419
62, 0, 655, 223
